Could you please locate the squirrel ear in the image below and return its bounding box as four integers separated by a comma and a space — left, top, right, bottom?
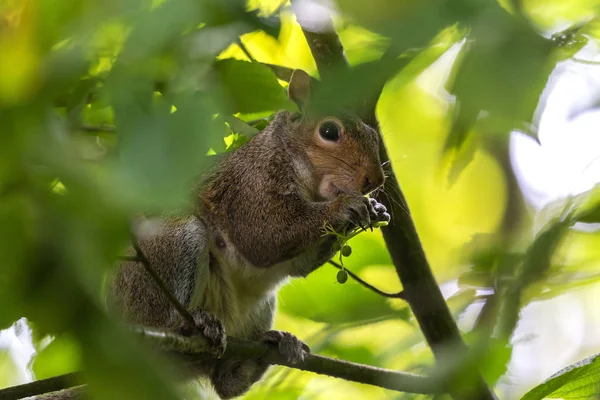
288, 69, 312, 110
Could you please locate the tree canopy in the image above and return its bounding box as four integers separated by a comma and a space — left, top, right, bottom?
1, 0, 600, 399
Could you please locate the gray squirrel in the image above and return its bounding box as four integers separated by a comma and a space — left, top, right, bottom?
40, 69, 390, 399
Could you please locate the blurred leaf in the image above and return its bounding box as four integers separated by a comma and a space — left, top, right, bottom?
444, 5, 555, 180
385, 24, 464, 91
335, 0, 482, 53
0, 192, 36, 330
32, 334, 81, 379
479, 338, 512, 388
439, 116, 478, 186
550, 20, 590, 59
448, 9, 554, 127
310, 56, 413, 116
118, 0, 205, 64
224, 132, 250, 151
497, 218, 570, 339
214, 59, 293, 113
108, 69, 219, 209
522, 218, 570, 282
572, 183, 600, 224
527, 272, 600, 302
83, 319, 182, 400
0, 349, 20, 389
201, 0, 281, 38
446, 288, 476, 320
457, 233, 524, 290
224, 115, 259, 137
279, 265, 407, 324
521, 353, 600, 400
241, 9, 281, 39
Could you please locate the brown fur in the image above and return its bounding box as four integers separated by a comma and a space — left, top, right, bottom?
43, 70, 385, 400
199, 109, 383, 269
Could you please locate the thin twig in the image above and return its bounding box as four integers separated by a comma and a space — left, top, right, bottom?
237, 39, 256, 62
262, 62, 294, 81
0, 328, 440, 400
79, 124, 116, 133
327, 260, 405, 299
129, 234, 197, 330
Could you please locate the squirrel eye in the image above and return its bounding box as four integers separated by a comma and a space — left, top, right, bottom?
318, 121, 341, 142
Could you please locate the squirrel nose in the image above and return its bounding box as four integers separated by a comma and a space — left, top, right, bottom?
361, 169, 384, 194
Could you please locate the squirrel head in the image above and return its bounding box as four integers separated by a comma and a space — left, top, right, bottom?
286, 69, 385, 201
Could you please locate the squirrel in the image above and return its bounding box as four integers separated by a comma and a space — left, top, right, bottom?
40, 69, 390, 400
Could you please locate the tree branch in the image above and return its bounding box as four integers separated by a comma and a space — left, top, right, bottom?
289, 2, 348, 80
0, 372, 84, 400
290, 3, 497, 399
0, 328, 440, 400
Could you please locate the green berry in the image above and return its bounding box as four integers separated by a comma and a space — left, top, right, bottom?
332, 241, 341, 252
337, 269, 348, 284
341, 245, 352, 257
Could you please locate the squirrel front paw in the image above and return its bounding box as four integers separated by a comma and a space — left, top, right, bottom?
261, 330, 310, 364
367, 197, 390, 226
336, 193, 372, 230
176, 310, 227, 358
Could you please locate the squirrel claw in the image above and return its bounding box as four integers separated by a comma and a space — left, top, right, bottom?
262, 330, 309, 365
342, 195, 371, 230
177, 310, 227, 358
367, 198, 390, 226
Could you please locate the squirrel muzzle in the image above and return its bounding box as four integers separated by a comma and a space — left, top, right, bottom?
359, 167, 385, 195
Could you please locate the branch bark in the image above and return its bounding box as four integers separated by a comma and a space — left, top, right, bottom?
0, 329, 440, 400
289, 3, 497, 399
0, 373, 84, 400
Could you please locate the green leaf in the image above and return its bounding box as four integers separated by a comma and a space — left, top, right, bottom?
448, 8, 555, 128
224, 115, 259, 137
572, 184, 600, 224
119, 0, 206, 62
444, 5, 555, 180
83, 319, 182, 400
108, 68, 219, 209
32, 334, 81, 379
0, 348, 21, 390
0, 193, 36, 330
497, 219, 570, 339
439, 111, 478, 186
480, 339, 512, 388
214, 59, 293, 114
521, 353, 600, 400
335, 0, 481, 54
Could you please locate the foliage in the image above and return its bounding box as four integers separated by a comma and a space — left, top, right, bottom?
521, 353, 600, 400
0, 0, 599, 399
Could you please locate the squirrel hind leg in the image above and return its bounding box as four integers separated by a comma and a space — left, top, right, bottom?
210, 358, 269, 399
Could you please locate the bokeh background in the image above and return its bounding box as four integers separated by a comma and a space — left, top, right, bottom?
1, 0, 600, 399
